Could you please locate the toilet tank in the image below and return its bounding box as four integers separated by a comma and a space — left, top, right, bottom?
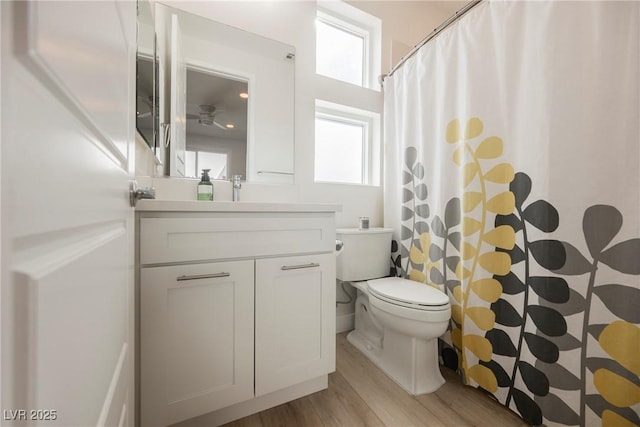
336, 228, 393, 281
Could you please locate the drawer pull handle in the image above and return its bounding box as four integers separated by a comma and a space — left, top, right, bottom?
281, 262, 320, 271
177, 272, 231, 281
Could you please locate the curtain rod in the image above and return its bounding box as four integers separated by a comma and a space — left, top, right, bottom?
380, 0, 483, 84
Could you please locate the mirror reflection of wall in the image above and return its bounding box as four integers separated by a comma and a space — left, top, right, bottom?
136, 56, 155, 148
136, 0, 159, 158
154, 3, 295, 183
183, 69, 248, 180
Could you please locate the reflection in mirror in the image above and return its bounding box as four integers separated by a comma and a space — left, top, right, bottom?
184, 69, 248, 180
136, 1, 159, 160
154, 4, 295, 183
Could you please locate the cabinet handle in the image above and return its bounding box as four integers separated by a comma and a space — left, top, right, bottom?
281, 262, 320, 271
176, 272, 231, 281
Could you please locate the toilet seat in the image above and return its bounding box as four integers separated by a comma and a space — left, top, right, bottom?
368, 277, 450, 311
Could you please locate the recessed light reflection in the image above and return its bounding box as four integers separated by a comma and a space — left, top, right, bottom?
226, 123, 235, 129
239, 92, 249, 99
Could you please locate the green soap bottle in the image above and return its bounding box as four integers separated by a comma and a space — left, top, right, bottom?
197, 169, 214, 201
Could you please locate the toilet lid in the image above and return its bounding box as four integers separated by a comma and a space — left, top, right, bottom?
368, 277, 450, 307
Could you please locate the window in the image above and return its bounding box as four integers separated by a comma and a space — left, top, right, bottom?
314, 3, 381, 186
315, 2, 380, 89
316, 16, 365, 86
314, 101, 380, 185
185, 150, 228, 180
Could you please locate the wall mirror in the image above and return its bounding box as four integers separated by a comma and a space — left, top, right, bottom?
143, 2, 296, 184
136, 1, 159, 159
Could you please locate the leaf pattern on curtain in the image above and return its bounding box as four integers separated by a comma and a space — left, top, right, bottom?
391, 118, 640, 427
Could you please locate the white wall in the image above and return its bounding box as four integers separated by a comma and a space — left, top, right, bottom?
140, 0, 461, 228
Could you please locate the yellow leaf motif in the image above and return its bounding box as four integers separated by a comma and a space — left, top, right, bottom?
410, 246, 427, 264
409, 269, 426, 283
476, 136, 503, 159
453, 147, 464, 166
453, 285, 463, 303
463, 163, 479, 187
446, 119, 461, 143
462, 217, 483, 236
461, 242, 477, 260
451, 304, 463, 325
483, 225, 516, 250
599, 321, 640, 376
463, 334, 493, 362
484, 163, 515, 184
602, 410, 638, 427
455, 263, 472, 280
478, 252, 512, 275
467, 364, 498, 393
471, 279, 503, 303
466, 307, 496, 331
419, 232, 432, 254
593, 369, 640, 408
464, 118, 483, 140
487, 191, 515, 215
451, 328, 462, 350
463, 192, 483, 212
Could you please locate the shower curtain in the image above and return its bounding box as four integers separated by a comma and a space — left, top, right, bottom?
383, 1, 639, 426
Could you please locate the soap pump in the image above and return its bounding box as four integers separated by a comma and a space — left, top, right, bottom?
197, 169, 214, 201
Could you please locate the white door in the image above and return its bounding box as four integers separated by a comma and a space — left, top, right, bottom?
1, 2, 135, 426
169, 14, 186, 177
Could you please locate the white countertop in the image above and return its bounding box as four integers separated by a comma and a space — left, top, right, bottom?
136, 199, 342, 213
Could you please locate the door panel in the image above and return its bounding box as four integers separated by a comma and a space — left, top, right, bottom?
255, 254, 336, 396
140, 261, 254, 426
1, 1, 135, 426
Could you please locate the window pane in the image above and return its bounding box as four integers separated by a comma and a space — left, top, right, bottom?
315, 117, 363, 184
316, 19, 364, 86
185, 150, 197, 178
198, 152, 228, 180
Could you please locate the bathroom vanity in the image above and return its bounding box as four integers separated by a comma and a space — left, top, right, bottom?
135, 200, 339, 426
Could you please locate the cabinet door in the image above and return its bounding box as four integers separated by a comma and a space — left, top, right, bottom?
255, 254, 336, 396
141, 260, 254, 426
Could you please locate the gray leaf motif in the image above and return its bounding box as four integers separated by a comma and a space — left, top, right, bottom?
582, 204, 623, 259
535, 360, 581, 390
599, 239, 640, 274
405, 147, 418, 169
552, 242, 592, 275
444, 198, 461, 228
593, 284, 640, 323
534, 393, 580, 425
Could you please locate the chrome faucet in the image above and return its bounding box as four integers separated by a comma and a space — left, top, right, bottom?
231, 175, 242, 201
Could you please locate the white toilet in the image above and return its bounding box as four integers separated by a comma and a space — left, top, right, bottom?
336, 227, 451, 395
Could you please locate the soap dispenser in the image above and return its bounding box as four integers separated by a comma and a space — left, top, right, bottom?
197, 169, 214, 201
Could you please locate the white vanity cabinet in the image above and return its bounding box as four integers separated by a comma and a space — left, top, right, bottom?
136, 201, 339, 426
140, 260, 255, 426
255, 253, 335, 396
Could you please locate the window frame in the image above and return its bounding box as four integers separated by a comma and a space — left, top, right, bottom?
316, 2, 381, 90
314, 101, 380, 186
316, 11, 369, 87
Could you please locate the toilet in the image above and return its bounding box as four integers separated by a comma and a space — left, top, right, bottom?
336, 227, 451, 395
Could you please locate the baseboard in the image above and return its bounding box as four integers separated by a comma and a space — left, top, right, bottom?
336, 312, 354, 333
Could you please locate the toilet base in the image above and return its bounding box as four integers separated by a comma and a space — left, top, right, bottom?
347, 328, 445, 395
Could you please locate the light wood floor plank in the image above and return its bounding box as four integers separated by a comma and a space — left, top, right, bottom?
308, 371, 385, 427
434, 369, 528, 427
223, 332, 529, 427
335, 334, 447, 427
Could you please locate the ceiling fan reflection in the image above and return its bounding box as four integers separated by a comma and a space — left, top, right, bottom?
186, 104, 227, 130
